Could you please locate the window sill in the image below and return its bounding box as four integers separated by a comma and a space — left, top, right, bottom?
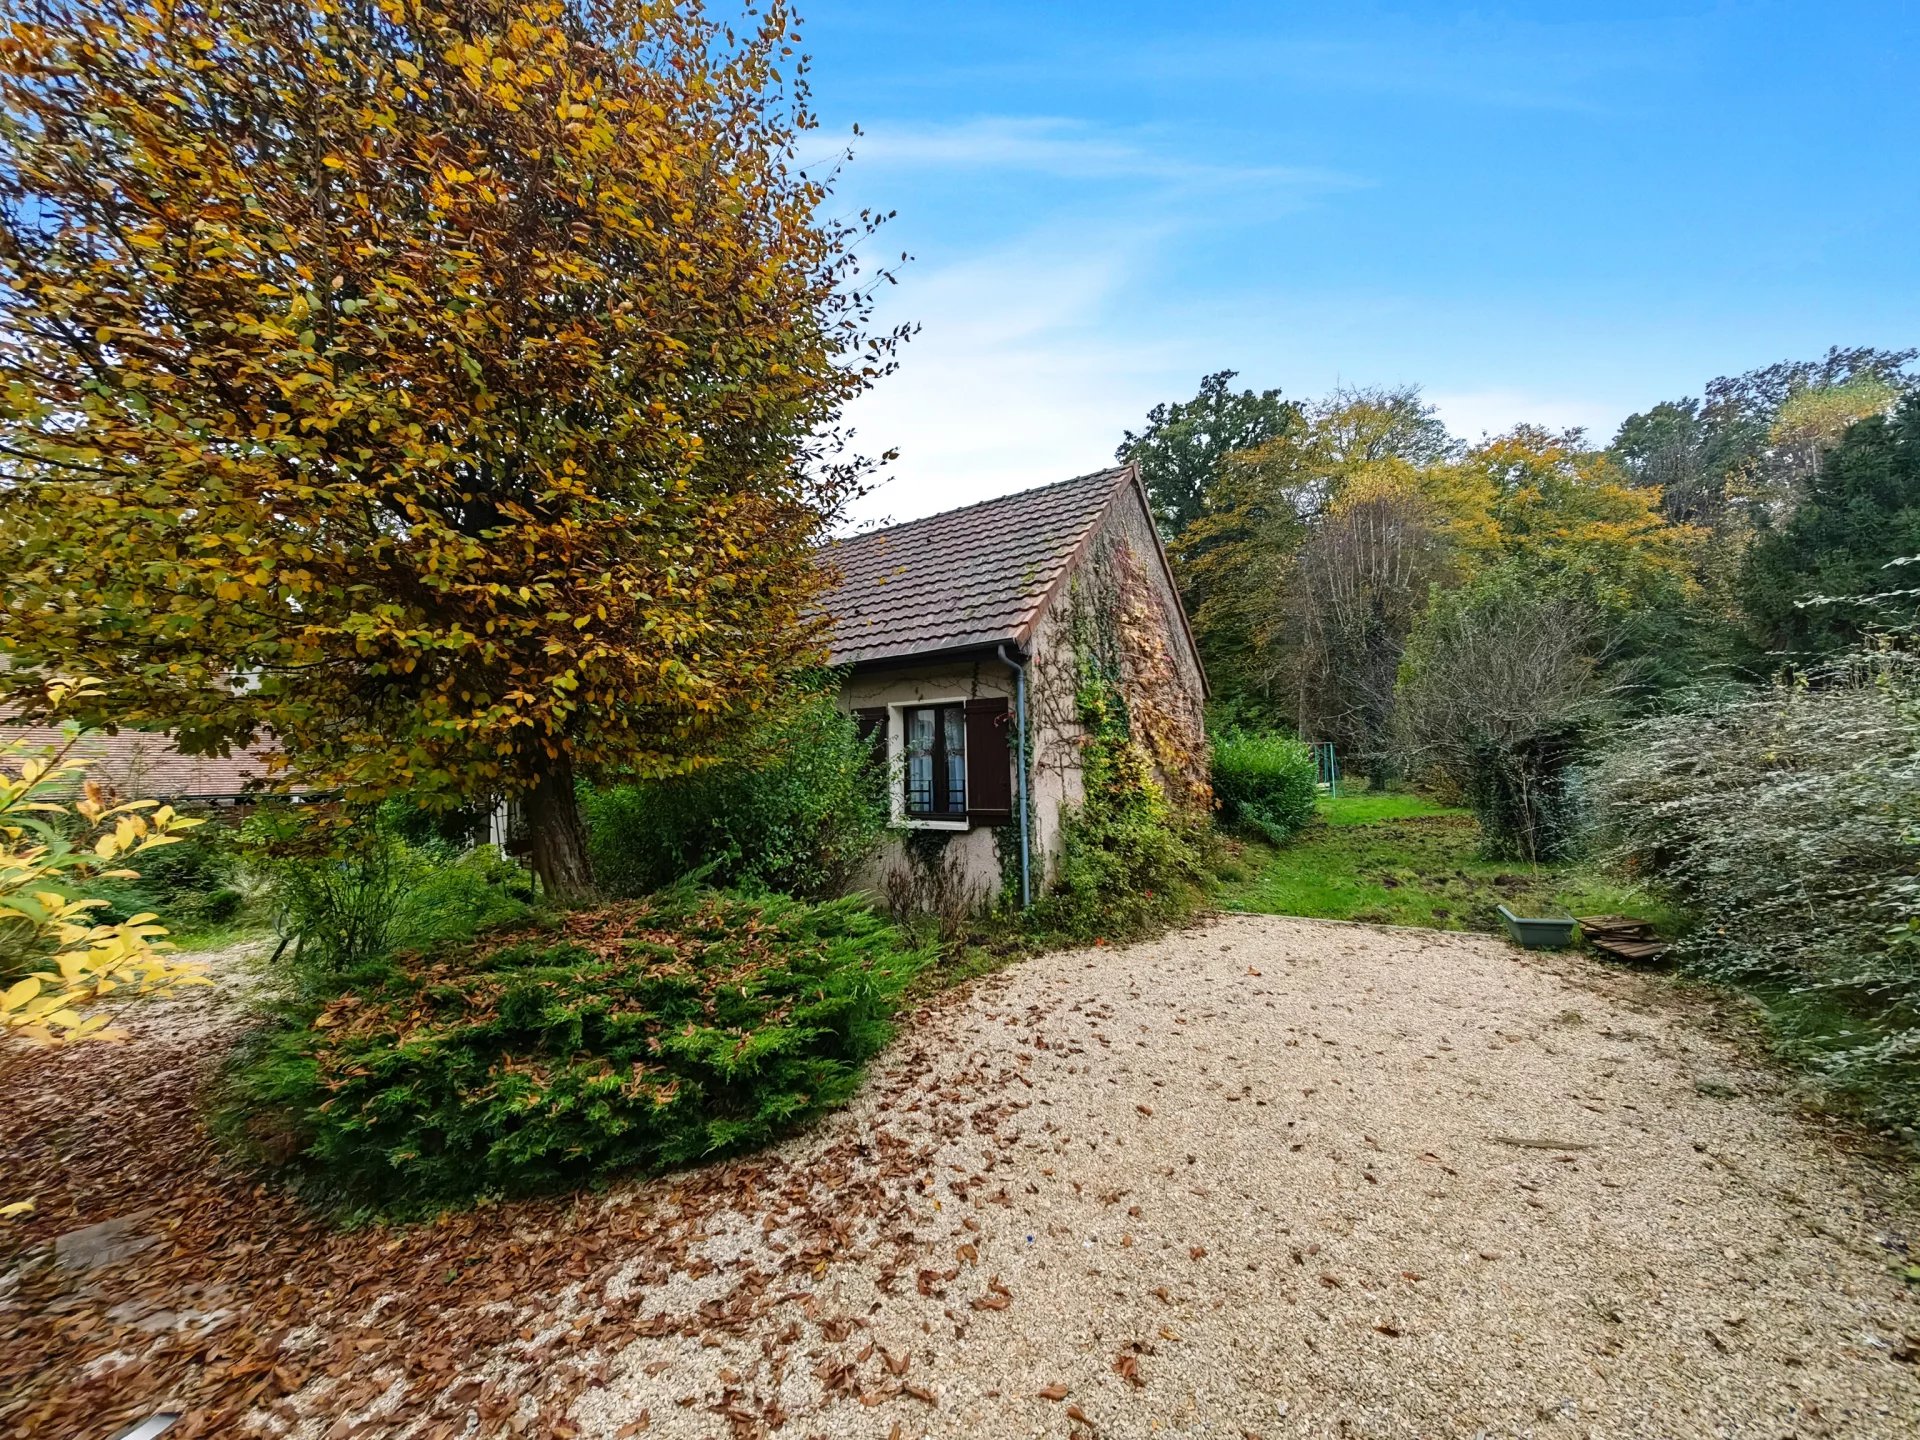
895, 816, 971, 832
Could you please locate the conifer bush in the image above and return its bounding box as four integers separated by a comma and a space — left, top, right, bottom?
225, 890, 928, 1212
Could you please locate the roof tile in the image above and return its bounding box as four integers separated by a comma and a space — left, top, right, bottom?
0, 723, 278, 801
821, 467, 1130, 665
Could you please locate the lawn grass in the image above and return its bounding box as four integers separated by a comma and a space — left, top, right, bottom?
1312, 790, 1462, 827
1215, 790, 1682, 936
167, 912, 274, 955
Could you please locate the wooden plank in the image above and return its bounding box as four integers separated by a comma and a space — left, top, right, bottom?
1577, 914, 1656, 939
1588, 937, 1668, 963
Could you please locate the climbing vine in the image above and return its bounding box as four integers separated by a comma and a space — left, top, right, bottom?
1107, 542, 1212, 813
1029, 538, 1209, 940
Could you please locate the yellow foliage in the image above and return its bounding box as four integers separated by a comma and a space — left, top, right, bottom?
0, 1, 898, 895
1451, 426, 1703, 613
0, 679, 211, 1046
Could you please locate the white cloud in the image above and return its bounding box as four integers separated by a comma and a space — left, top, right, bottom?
818, 118, 1365, 529
837, 224, 1206, 529
844, 115, 1357, 191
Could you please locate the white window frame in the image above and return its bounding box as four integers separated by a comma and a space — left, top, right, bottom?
888, 697, 971, 831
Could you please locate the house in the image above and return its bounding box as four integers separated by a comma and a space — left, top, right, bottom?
822, 464, 1209, 914
0, 720, 277, 805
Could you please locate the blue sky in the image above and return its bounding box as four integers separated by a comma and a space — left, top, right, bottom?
795, 1, 1920, 526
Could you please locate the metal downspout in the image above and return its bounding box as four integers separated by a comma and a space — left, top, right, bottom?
995, 643, 1032, 908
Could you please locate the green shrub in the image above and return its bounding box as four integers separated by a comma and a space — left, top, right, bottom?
221, 889, 928, 1211
389, 844, 538, 953
191, 885, 245, 924
244, 805, 535, 984
86, 816, 242, 930
1210, 730, 1318, 844
585, 691, 884, 900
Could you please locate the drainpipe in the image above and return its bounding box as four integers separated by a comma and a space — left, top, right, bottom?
995, 643, 1032, 908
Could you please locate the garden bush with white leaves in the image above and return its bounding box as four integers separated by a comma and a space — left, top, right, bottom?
1592, 653, 1920, 1133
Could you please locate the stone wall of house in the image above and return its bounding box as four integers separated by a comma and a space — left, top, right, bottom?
839, 658, 1027, 919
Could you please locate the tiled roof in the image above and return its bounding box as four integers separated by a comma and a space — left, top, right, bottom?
0, 723, 279, 801
821, 467, 1133, 666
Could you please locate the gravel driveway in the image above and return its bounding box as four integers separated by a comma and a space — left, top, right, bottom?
561, 913, 1920, 1439
11, 916, 1919, 1439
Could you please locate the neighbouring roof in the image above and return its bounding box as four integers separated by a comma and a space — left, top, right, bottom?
821, 466, 1134, 666
0, 722, 278, 801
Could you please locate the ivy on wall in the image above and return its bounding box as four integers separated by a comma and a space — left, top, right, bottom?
877, 532, 1211, 936
1105, 541, 1212, 814
1029, 537, 1210, 939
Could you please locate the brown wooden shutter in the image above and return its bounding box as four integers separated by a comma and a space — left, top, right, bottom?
964, 697, 1013, 821
853, 707, 888, 759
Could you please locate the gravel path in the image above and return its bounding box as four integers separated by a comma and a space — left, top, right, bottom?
566, 913, 1920, 1439
11, 916, 1919, 1439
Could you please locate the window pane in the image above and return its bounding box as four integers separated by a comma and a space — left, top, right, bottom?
943, 706, 966, 812
907, 708, 935, 754
906, 708, 934, 813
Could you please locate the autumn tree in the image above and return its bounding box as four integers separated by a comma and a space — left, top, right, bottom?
1174, 394, 1704, 746
1117, 370, 1297, 536
1457, 425, 1699, 617
1174, 387, 1472, 743
0, 0, 900, 899
1608, 345, 1916, 527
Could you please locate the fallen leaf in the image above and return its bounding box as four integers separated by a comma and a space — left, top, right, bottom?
1038, 1382, 1070, 1400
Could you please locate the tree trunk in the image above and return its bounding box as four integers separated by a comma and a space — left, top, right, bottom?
524, 755, 595, 904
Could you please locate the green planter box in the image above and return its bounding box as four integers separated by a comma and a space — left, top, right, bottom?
1497, 904, 1577, 950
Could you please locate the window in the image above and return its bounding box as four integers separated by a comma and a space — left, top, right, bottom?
902, 703, 967, 818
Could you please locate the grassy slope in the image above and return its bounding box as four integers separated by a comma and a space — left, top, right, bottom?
1215, 791, 1681, 935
